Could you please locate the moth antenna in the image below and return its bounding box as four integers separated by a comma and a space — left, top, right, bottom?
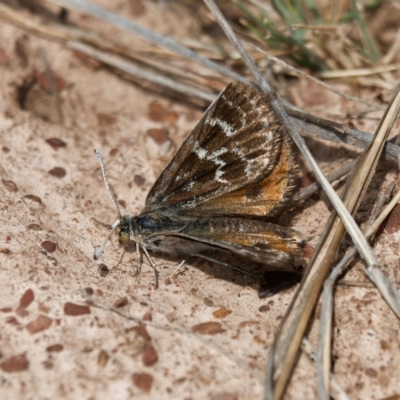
94, 149, 122, 220
94, 220, 120, 260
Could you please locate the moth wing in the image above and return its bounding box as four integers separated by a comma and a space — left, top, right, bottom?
144, 82, 283, 213
148, 218, 302, 269
191, 131, 297, 218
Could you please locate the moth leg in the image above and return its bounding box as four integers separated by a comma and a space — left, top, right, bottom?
168, 259, 188, 279
192, 253, 263, 278
141, 245, 159, 288
92, 218, 113, 228
114, 249, 126, 269
134, 241, 142, 276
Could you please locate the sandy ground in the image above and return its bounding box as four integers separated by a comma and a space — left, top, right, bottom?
1, 2, 400, 400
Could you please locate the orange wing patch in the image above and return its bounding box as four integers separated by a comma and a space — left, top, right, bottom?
197, 132, 297, 218
209, 230, 295, 253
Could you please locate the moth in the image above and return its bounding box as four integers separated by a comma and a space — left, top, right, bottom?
94, 82, 303, 290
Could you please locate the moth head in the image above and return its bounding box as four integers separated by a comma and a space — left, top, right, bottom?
119, 215, 133, 243
93, 149, 125, 260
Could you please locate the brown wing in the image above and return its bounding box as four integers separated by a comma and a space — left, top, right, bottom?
144, 82, 284, 213
186, 222, 301, 268
146, 216, 302, 269
192, 130, 297, 218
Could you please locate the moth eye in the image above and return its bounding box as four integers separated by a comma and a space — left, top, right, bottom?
119, 232, 130, 243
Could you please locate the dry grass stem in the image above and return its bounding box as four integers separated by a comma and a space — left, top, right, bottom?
0, 2, 68, 40
317, 184, 394, 399
0, 2, 227, 94
320, 65, 400, 79
249, 43, 385, 110
289, 111, 400, 164
203, 0, 268, 92
293, 160, 356, 203
44, 0, 251, 84
301, 338, 350, 400
336, 280, 375, 288
291, 24, 338, 32
67, 40, 216, 102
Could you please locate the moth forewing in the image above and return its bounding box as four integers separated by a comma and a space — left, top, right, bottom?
144, 82, 286, 213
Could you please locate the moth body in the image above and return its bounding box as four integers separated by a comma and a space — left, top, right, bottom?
118, 212, 302, 271
94, 81, 304, 283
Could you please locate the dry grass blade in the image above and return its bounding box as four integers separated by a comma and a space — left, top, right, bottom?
44, 0, 251, 85
202, 0, 268, 92
320, 65, 400, 79
301, 338, 350, 400
0, 2, 228, 91
248, 43, 385, 110
358, 90, 400, 308
316, 184, 394, 400
0, 2, 68, 40
337, 280, 375, 288
289, 112, 400, 164
293, 160, 356, 203
67, 41, 216, 102
341, 86, 400, 226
